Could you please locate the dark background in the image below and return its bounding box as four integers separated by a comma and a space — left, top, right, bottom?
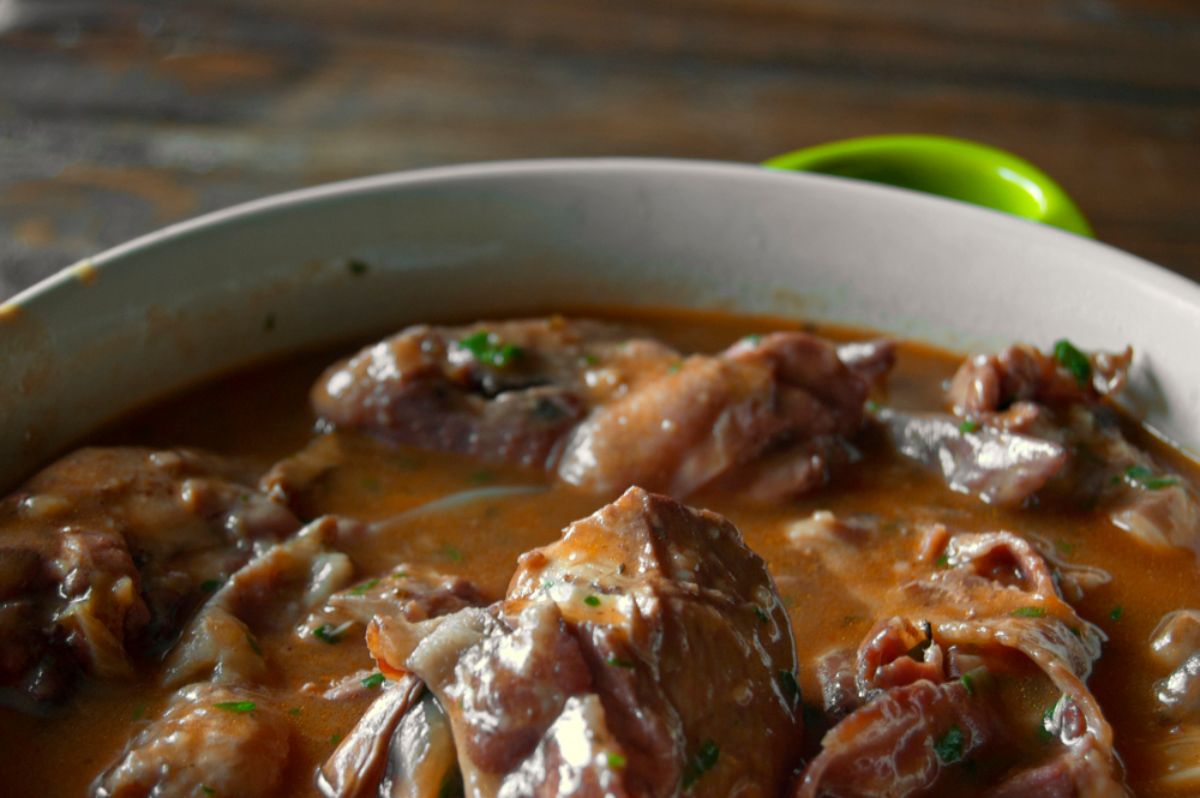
2, 0, 1198, 300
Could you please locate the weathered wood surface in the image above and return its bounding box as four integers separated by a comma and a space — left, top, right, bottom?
1, 0, 1198, 300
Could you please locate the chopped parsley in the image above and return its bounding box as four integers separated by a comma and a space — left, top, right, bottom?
469, 469, 494, 483
458, 331, 523, 368
606, 751, 627, 769
313, 622, 352, 644
1038, 705, 1057, 742
777, 670, 801, 708
743, 334, 763, 346
682, 739, 720, 788
864, 399, 881, 413
958, 418, 980, 434
581, 353, 599, 366
667, 361, 682, 374
349, 578, 380, 596
934, 726, 965, 764
214, 700, 256, 714
200, 578, 222, 594
1010, 606, 1047, 618
132, 703, 146, 720
1110, 605, 1124, 621
245, 633, 262, 656
935, 553, 950, 569
960, 673, 975, 695
606, 655, 636, 669
583, 595, 602, 607
361, 672, 386, 689
347, 259, 369, 276
753, 606, 770, 623
1056, 539, 1078, 556
442, 545, 464, 562
201, 787, 216, 796
330, 733, 343, 745
1123, 464, 1179, 491
288, 707, 302, 717
1053, 339, 1092, 387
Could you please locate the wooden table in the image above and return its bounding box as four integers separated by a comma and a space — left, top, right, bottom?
2, 0, 1198, 300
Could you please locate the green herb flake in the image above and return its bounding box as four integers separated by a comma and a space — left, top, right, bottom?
1053, 339, 1092, 387
1124, 464, 1179, 491
864, 399, 881, 413
581, 354, 599, 366
667, 361, 682, 374
347, 259, 369, 276
200, 578, 222, 594
777, 670, 801, 707
1110, 605, 1124, 621
246, 633, 262, 657
313, 623, 351, 644
288, 707, 302, 717
349, 578, 380, 596
1010, 606, 1047, 618
606, 655, 636, 669
469, 469, 495, 484
934, 726, 965, 764
682, 739, 720, 788
935, 553, 950, 569
958, 418, 980, 434
1038, 705, 1057, 742
960, 674, 975, 695
1055, 539, 1078, 556
442, 545, 463, 562
584, 595, 602, 607
214, 700, 256, 714
744, 334, 763, 346
132, 703, 147, 720
753, 606, 770, 623
201, 786, 216, 796
361, 672, 386, 689
330, 733, 343, 745
458, 331, 524, 368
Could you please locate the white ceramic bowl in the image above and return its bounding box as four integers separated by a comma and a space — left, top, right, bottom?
2, 158, 1198, 489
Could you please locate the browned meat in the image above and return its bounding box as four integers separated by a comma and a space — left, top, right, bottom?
312, 318, 641, 470
92, 683, 290, 798
877, 408, 1068, 506
796, 679, 994, 798
319, 675, 427, 798
360, 487, 802, 797
795, 527, 1129, 796
313, 318, 886, 500
947, 342, 1131, 417
0, 447, 299, 706
165, 516, 363, 687
559, 331, 870, 498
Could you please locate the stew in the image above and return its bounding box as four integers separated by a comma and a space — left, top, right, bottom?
1, 308, 1198, 797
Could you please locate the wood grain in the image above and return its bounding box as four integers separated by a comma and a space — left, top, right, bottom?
1, 0, 1197, 300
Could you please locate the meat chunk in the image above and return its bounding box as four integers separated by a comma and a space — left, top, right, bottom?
947, 342, 1130, 417
360, 488, 802, 797
0, 447, 300, 706
92, 683, 290, 798
164, 516, 360, 687
313, 318, 886, 500
796, 527, 1129, 796
877, 408, 1068, 506
796, 679, 992, 798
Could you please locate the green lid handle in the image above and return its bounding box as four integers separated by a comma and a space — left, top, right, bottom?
763, 134, 1093, 238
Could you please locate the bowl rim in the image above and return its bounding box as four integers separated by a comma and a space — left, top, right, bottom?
7, 156, 1200, 313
